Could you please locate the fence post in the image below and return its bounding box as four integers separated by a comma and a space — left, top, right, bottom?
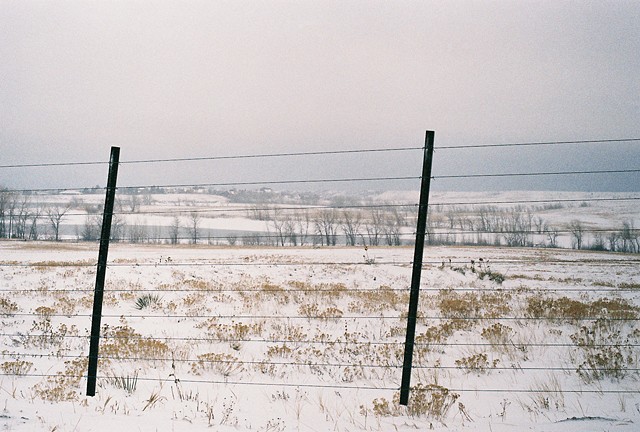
86, 146, 120, 396
400, 131, 435, 406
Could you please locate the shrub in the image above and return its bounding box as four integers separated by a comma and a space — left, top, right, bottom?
0, 296, 19, 316
570, 319, 636, 382
455, 353, 499, 374
191, 353, 244, 377
367, 383, 460, 421
526, 296, 638, 322
1, 360, 33, 376
134, 293, 163, 310
33, 358, 87, 402
395, 383, 460, 420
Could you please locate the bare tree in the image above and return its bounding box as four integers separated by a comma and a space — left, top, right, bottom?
382, 212, 402, 246
128, 218, 149, 243
81, 214, 102, 241
126, 193, 141, 213
28, 202, 44, 240
619, 220, 639, 253
569, 219, 584, 249
269, 207, 287, 246
607, 231, 619, 252
292, 209, 311, 246
341, 210, 362, 246
365, 207, 384, 246
0, 187, 8, 238
169, 215, 181, 245
188, 212, 201, 244
502, 209, 531, 247
544, 224, 560, 248
314, 209, 338, 246
282, 219, 296, 246
0, 189, 17, 238
46, 202, 72, 241
533, 216, 545, 234
110, 214, 126, 242
14, 195, 31, 239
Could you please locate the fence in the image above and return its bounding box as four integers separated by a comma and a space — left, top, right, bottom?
1, 133, 639, 429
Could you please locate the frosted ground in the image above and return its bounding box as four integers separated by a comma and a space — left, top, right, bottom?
1, 243, 639, 432
1, 190, 639, 431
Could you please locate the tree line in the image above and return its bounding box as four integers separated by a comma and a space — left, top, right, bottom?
1, 187, 638, 253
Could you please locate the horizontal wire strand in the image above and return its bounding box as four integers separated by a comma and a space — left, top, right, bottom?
3, 334, 639, 349
3, 137, 639, 169
4, 351, 640, 373
4, 311, 637, 321
0, 371, 637, 394
436, 138, 640, 149
5, 167, 640, 194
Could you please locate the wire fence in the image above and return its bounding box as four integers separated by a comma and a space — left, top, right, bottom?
1, 137, 639, 419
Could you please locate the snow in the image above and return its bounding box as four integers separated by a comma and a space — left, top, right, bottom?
1, 240, 639, 431
2, 187, 640, 431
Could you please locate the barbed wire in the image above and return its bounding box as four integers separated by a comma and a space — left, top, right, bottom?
4, 351, 640, 374
5, 168, 640, 194
436, 137, 640, 150
2, 138, 639, 169
433, 168, 640, 180
2, 284, 638, 295
3, 334, 639, 349
0, 371, 637, 394
1, 139, 639, 405
1, 256, 638, 269
3, 311, 637, 321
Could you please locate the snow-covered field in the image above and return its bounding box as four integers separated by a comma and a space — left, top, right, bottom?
1, 241, 639, 431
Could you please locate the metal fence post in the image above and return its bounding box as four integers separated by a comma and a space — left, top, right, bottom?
400, 131, 435, 405
86, 146, 120, 396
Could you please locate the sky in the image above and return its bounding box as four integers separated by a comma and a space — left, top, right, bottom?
1, 0, 639, 192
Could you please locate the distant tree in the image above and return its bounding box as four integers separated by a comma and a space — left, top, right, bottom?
128, 218, 149, 243
110, 214, 126, 242
169, 215, 181, 245
619, 220, 639, 253
284, 219, 298, 246
590, 233, 606, 251
46, 202, 72, 241
314, 209, 338, 246
341, 210, 362, 246
607, 231, 619, 252
544, 224, 560, 248
292, 209, 311, 246
365, 208, 384, 246
189, 212, 201, 244
28, 202, 44, 240
81, 214, 101, 241
502, 210, 531, 247
0, 188, 17, 238
533, 216, 545, 234
382, 212, 402, 246
268, 207, 287, 246
569, 220, 584, 249
126, 194, 141, 213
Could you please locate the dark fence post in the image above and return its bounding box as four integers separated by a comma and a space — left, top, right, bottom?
400, 131, 435, 406
86, 146, 120, 396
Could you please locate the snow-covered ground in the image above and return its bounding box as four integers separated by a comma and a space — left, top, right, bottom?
1, 241, 639, 431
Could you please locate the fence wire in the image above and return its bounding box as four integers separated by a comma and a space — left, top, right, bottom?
1, 138, 639, 402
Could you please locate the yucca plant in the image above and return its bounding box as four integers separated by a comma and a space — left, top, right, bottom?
134, 293, 162, 310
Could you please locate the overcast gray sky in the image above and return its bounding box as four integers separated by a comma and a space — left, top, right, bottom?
1, 0, 639, 192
